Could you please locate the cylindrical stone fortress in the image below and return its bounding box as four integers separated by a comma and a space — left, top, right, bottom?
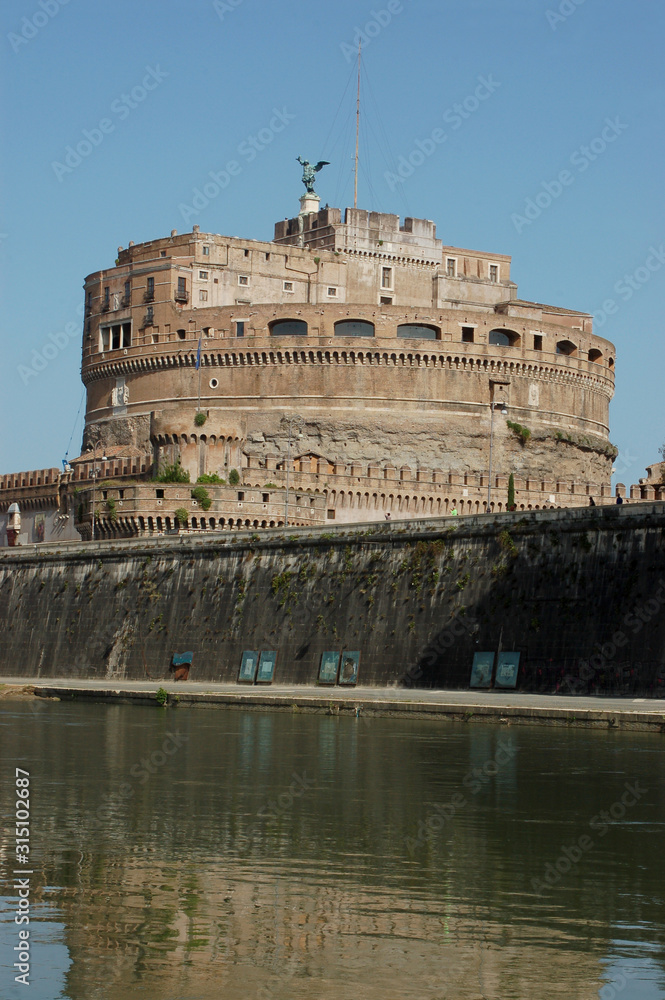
81, 205, 616, 493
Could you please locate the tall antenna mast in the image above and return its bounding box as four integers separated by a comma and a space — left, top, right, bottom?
354, 39, 361, 209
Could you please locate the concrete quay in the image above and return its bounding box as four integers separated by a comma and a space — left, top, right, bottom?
2, 678, 665, 732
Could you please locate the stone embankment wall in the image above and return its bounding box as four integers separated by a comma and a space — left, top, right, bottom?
0, 505, 664, 696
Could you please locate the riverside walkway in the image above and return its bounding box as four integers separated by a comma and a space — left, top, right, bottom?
2, 678, 665, 731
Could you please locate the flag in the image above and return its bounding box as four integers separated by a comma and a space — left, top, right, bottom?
195, 335, 202, 370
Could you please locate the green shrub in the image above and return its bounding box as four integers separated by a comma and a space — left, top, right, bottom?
263, 482, 278, 489
228, 468, 240, 486
106, 497, 118, 523
194, 412, 207, 427
155, 687, 169, 707
498, 529, 518, 558
191, 485, 212, 511
174, 508, 189, 526
156, 459, 190, 483
506, 420, 531, 446
197, 473, 224, 484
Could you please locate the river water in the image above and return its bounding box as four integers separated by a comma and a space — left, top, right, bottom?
1, 700, 664, 1000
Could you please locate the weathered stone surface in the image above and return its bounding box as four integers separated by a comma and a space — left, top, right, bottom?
1, 505, 663, 696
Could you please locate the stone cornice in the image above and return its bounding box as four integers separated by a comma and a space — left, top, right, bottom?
81, 345, 615, 397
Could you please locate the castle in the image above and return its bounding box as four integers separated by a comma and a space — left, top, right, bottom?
4, 191, 662, 545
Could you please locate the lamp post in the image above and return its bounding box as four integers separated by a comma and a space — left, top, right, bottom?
487, 383, 508, 511
281, 414, 304, 527
89, 433, 107, 541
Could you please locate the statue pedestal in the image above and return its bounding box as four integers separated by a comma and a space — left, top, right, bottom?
299, 193, 320, 215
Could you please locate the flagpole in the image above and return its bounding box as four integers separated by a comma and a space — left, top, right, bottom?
354, 39, 361, 210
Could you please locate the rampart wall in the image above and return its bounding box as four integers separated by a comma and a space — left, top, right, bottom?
1, 505, 664, 696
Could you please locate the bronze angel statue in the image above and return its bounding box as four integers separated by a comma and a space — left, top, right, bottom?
297, 156, 329, 195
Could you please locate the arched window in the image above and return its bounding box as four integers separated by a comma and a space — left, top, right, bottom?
608, 357, 615, 368
334, 320, 374, 337
270, 319, 307, 336
489, 328, 520, 347
397, 324, 440, 340
588, 348, 603, 362
556, 340, 577, 356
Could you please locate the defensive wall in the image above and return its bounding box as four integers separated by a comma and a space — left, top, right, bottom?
1, 504, 664, 696
2, 454, 661, 546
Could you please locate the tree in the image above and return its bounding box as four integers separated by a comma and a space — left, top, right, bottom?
156, 459, 190, 483
507, 473, 515, 510
228, 468, 240, 486
190, 485, 212, 511
174, 508, 189, 527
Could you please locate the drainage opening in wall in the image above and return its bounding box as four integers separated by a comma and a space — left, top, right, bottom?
209, 378, 219, 388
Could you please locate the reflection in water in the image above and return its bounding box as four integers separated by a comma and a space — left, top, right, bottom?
1, 702, 664, 999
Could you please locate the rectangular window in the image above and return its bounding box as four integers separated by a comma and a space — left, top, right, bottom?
327, 509, 336, 520
381, 266, 392, 289
146, 276, 155, 301
489, 264, 499, 283
123, 280, 131, 305
327, 286, 337, 297
156, 489, 165, 499
244, 248, 250, 257
122, 322, 131, 348
262, 493, 269, 503
145, 306, 154, 325
380, 296, 393, 306
283, 281, 294, 292
199, 290, 208, 302
103, 287, 110, 309
236, 321, 245, 337
199, 270, 209, 279
178, 277, 186, 293
446, 258, 457, 277
111, 324, 121, 350
462, 326, 474, 343
100, 327, 110, 352
202, 245, 210, 255
238, 275, 249, 286
534, 334, 543, 351
237, 491, 245, 501
160, 250, 166, 257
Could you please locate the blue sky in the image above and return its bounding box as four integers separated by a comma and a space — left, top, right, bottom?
1, 0, 663, 486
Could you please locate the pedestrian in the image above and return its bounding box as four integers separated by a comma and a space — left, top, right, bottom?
588, 496, 596, 506
450, 506, 458, 516
384, 512, 391, 520
616, 494, 623, 505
